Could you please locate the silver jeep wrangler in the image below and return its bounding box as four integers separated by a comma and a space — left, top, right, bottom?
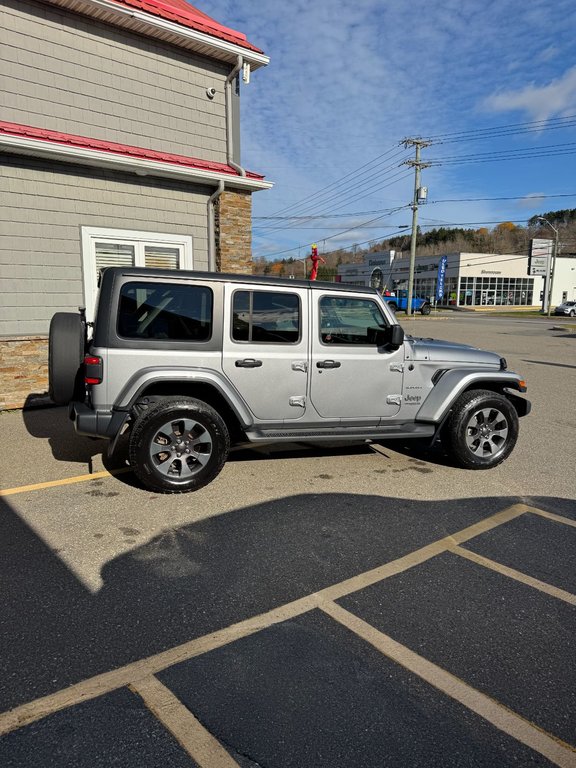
49, 267, 530, 493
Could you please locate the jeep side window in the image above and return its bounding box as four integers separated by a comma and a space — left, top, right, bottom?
319, 296, 387, 345
232, 291, 300, 343
118, 282, 213, 341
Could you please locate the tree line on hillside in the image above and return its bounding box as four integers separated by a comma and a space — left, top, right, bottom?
253, 208, 576, 279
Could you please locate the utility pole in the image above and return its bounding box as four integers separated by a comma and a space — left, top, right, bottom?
403, 139, 431, 315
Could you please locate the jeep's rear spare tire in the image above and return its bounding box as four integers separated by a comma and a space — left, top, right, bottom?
48, 312, 86, 405
129, 397, 230, 493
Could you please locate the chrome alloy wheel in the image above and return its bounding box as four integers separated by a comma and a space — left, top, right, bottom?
149, 417, 213, 479
464, 407, 509, 458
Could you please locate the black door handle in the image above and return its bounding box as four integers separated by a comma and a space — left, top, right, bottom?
235, 359, 263, 368
316, 360, 341, 369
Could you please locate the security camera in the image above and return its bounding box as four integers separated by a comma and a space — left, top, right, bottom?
206, 87, 216, 99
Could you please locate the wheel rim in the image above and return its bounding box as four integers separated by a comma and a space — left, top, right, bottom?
149, 417, 213, 480
464, 407, 509, 459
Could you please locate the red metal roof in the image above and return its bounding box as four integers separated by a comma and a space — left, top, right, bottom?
0, 121, 265, 180
107, 0, 264, 53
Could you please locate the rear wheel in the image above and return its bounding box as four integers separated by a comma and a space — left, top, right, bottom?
444, 389, 519, 469
48, 312, 86, 405
129, 397, 230, 493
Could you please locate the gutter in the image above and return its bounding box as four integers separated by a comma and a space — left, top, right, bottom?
225, 55, 246, 177
0, 134, 272, 191
207, 180, 225, 272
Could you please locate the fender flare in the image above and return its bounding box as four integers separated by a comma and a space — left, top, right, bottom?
114, 367, 253, 427
416, 369, 529, 424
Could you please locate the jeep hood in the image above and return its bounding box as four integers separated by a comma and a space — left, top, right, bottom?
408, 337, 501, 366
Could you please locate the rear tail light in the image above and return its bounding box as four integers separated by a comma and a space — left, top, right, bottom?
84, 355, 103, 385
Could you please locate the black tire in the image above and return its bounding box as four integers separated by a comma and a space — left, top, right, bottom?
388, 302, 398, 313
444, 389, 519, 470
129, 397, 230, 493
48, 312, 86, 405
420, 303, 431, 315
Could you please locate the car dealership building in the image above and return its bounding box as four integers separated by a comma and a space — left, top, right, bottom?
337, 250, 576, 308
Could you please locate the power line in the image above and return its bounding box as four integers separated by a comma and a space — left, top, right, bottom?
254, 226, 411, 260
254, 161, 412, 234
262, 144, 408, 219
253, 192, 576, 220
427, 114, 576, 142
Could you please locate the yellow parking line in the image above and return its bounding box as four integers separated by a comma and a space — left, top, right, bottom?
321, 601, 576, 767
0, 468, 131, 497
131, 676, 241, 768
528, 507, 576, 529
449, 545, 576, 605
0, 503, 530, 736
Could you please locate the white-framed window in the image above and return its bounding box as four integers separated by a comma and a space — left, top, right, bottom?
81, 228, 193, 320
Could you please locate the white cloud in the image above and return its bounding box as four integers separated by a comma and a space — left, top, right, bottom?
482, 66, 576, 121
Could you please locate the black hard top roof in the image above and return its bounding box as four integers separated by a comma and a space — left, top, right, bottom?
101, 266, 379, 296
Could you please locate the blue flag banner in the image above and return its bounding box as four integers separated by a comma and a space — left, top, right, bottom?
436, 255, 448, 301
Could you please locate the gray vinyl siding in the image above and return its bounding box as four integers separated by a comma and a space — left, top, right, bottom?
1, 0, 229, 162
0, 156, 211, 336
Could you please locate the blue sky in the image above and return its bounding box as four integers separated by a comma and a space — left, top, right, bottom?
206, 0, 576, 260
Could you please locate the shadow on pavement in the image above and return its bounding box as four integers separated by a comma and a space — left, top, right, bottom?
1, 491, 574, 713
21, 402, 107, 465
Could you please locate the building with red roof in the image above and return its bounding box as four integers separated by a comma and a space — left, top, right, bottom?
0, 0, 271, 408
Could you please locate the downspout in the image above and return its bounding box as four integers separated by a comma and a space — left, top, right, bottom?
225, 55, 246, 177
207, 180, 225, 272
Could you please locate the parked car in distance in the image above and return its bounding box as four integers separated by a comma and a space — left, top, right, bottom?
553, 301, 576, 317
383, 290, 431, 315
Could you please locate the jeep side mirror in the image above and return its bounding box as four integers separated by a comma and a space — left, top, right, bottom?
369, 325, 404, 348
388, 324, 404, 348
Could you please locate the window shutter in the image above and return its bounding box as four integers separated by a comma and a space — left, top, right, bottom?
95, 242, 135, 271
145, 246, 180, 270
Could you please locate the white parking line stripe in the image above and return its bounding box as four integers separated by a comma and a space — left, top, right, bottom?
321, 601, 576, 767
131, 676, 241, 768
449, 545, 576, 605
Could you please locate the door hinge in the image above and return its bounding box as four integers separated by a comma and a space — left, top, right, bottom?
289, 396, 306, 408
292, 361, 308, 372
386, 394, 402, 405
390, 363, 404, 372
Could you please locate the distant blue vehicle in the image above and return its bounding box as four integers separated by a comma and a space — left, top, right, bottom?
383, 290, 431, 315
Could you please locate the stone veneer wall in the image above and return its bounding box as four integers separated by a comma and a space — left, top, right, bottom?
216, 189, 253, 273
0, 336, 49, 410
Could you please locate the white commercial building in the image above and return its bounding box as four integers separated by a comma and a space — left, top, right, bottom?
337, 250, 576, 309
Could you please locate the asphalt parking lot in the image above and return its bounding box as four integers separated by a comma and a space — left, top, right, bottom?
0, 314, 575, 767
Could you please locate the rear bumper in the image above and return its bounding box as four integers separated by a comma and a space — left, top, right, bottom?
69, 401, 128, 440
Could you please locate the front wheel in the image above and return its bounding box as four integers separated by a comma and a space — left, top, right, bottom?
444, 389, 519, 469
129, 397, 230, 492
420, 303, 431, 315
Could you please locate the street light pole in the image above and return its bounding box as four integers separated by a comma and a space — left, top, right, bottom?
538, 217, 559, 317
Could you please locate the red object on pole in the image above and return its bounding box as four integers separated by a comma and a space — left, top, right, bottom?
308, 243, 325, 280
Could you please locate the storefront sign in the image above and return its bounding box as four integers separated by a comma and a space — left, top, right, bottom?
436, 255, 447, 300
529, 238, 552, 276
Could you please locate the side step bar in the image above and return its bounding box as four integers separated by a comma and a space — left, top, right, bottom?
244, 423, 436, 443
